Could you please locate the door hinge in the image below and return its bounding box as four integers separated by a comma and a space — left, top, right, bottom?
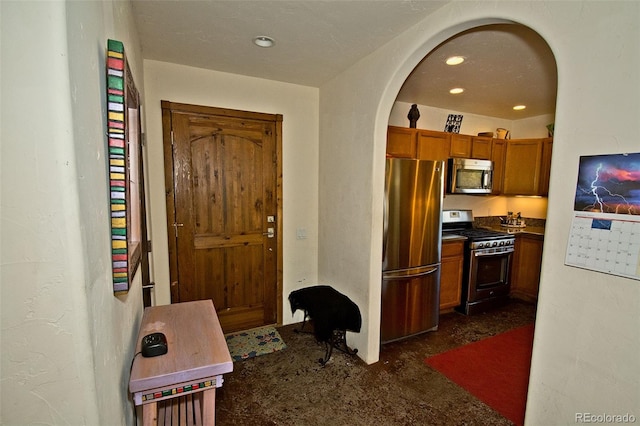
171, 130, 175, 146
141, 132, 146, 147
146, 239, 152, 252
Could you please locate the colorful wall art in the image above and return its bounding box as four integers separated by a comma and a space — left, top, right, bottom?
444, 114, 463, 133
107, 39, 128, 293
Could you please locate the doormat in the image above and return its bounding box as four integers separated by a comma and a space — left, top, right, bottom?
425, 324, 535, 426
225, 326, 287, 362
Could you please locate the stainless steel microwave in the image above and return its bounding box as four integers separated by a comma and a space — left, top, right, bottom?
447, 158, 493, 194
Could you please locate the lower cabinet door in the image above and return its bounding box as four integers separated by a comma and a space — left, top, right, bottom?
440, 240, 464, 311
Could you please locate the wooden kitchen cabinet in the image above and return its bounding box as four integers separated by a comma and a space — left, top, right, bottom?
416, 130, 451, 162
449, 134, 472, 158
471, 136, 493, 159
417, 130, 451, 184
510, 233, 544, 302
387, 126, 417, 158
385, 126, 451, 163
538, 137, 554, 195
502, 138, 553, 195
440, 239, 464, 312
503, 138, 545, 195
386, 126, 553, 197
450, 134, 492, 159
491, 138, 506, 195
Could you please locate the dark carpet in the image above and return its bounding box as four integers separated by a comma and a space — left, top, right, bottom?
216, 299, 536, 425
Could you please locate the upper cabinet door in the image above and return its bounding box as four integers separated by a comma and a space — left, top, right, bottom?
449, 134, 472, 158
490, 139, 506, 195
502, 139, 544, 195
416, 130, 451, 162
538, 138, 554, 196
387, 126, 417, 158
471, 136, 493, 159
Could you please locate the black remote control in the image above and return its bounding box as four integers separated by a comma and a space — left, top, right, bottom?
141, 332, 168, 357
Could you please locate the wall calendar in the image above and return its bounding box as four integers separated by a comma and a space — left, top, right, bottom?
564, 152, 640, 280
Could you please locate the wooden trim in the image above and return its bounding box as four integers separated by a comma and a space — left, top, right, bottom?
161, 100, 279, 123
275, 115, 283, 327
161, 106, 180, 302
161, 102, 283, 326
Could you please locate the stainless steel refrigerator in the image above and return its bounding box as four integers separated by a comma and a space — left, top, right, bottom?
381, 158, 444, 343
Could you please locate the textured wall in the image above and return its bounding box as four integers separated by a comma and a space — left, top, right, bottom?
1, 1, 144, 424
318, 1, 639, 422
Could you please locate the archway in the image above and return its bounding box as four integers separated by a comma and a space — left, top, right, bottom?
374, 21, 557, 350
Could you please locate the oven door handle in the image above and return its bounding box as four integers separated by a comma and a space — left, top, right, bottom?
473, 248, 514, 257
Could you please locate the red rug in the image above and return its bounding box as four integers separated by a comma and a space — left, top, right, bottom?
425, 324, 535, 425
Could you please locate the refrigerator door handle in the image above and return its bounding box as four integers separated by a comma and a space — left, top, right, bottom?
383, 265, 439, 281
382, 183, 389, 262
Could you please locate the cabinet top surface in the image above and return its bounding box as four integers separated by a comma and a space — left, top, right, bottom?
129, 300, 233, 393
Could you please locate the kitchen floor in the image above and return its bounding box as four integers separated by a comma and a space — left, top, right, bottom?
216, 299, 536, 425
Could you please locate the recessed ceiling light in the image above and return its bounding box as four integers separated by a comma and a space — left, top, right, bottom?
446, 56, 465, 66
513, 105, 526, 110
449, 88, 464, 94
253, 36, 275, 48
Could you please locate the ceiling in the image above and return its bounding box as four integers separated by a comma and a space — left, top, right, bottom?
131, 1, 557, 120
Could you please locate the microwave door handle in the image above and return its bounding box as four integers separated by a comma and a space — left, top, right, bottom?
483, 170, 491, 188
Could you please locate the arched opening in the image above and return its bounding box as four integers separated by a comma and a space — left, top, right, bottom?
377, 22, 558, 420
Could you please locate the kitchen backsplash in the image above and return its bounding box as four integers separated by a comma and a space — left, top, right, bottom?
474, 216, 546, 228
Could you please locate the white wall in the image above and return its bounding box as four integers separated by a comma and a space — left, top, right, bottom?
319, 1, 639, 424
143, 60, 319, 325
443, 194, 548, 219
1, 1, 144, 424
390, 101, 554, 139
389, 101, 514, 136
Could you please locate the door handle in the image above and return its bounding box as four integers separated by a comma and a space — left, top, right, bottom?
262, 227, 275, 238
172, 223, 184, 238
142, 281, 155, 290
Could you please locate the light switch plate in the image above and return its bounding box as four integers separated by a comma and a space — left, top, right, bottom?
296, 228, 307, 239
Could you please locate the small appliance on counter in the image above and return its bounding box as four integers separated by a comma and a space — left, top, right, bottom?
442, 210, 515, 315
500, 211, 526, 228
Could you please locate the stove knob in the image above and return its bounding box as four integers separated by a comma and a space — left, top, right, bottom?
492, 241, 498, 247
499, 241, 505, 246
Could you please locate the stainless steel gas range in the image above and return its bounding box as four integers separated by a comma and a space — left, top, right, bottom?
442, 210, 515, 315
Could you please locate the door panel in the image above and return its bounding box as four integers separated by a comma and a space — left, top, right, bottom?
163, 101, 282, 333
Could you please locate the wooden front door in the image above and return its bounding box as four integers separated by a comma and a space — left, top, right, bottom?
162, 101, 282, 333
